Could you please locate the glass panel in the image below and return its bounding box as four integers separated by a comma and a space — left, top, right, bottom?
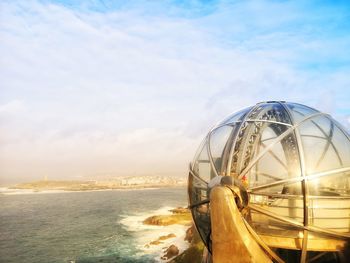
250, 187, 304, 223
218, 106, 252, 126
191, 137, 207, 170
246, 102, 293, 125
188, 173, 211, 251
299, 115, 350, 175
326, 118, 350, 167
308, 171, 350, 233
188, 172, 208, 205
209, 125, 234, 175
230, 120, 299, 178
248, 132, 301, 191
246, 209, 302, 240
299, 114, 329, 137
286, 102, 319, 123
192, 140, 216, 182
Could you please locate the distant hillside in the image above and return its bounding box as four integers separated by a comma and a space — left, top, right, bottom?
11, 176, 186, 191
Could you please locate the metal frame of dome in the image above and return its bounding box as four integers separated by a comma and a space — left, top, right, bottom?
188, 101, 350, 263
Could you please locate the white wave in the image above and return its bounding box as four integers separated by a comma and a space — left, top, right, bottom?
1, 189, 69, 195
0, 187, 10, 193
119, 205, 191, 262
119, 206, 175, 231
0, 188, 36, 195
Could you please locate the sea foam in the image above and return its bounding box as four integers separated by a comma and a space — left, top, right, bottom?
119, 205, 190, 262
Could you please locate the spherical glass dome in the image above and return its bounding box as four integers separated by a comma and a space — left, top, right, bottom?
188, 101, 350, 262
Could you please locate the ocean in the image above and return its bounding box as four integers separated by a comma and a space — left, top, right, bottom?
0, 187, 188, 263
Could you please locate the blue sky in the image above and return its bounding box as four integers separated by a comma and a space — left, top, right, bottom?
0, 0, 350, 183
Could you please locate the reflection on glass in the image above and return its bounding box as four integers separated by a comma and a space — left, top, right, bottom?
299, 115, 350, 175
308, 173, 350, 233
286, 103, 319, 123
188, 172, 211, 251
219, 106, 252, 126
192, 140, 216, 182
209, 125, 234, 175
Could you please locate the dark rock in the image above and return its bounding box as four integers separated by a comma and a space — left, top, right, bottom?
170, 223, 204, 263
169, 245, 203, 263
150, 240, 163, 245
162, 244, 179, 260
146, 233, 176, 248
143, 213, 191, 226
184, 225, 194, 243
159, 233, 176, 240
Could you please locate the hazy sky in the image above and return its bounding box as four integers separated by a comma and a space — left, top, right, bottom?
1, 0, 350, 184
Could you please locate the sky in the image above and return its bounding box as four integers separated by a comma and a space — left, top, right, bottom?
0, 0, 350, 184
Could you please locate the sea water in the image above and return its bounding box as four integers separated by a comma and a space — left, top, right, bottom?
0, 187, 188, 263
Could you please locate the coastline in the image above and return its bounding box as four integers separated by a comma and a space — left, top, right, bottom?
4, 178, 187, 195
122, 206, 203, 262
0, 185, 186, 195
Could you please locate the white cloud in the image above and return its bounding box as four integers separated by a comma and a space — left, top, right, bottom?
0, 100, 25, 115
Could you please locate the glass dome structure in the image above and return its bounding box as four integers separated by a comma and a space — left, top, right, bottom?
188, 101, 350, 263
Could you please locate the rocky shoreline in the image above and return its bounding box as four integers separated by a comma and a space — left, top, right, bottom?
143, 207, 204, 262
170, 224, 204, 263
143, 208, 192, 226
